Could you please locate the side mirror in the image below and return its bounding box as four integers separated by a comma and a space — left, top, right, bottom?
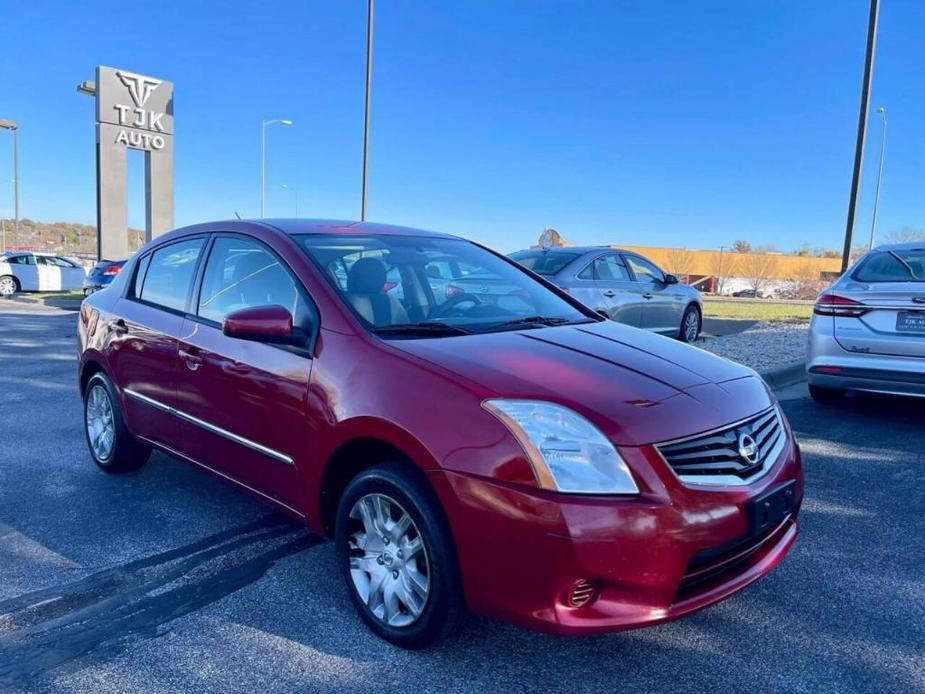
222, 305, 297, 344
664, 274, 679, 285
595, 308, 611, 320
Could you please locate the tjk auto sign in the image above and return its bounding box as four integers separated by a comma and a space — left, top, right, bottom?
92, 65, 174, 260
97, 66, 174, 150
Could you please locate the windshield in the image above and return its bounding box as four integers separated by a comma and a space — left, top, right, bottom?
508, 249, 582, 275
298, 235, 592, 337
855, 248, 925, 283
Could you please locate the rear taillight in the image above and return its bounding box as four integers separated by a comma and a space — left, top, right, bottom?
103, 264, 121, 276
814, 293, 868, 317
446, 285, 463, 299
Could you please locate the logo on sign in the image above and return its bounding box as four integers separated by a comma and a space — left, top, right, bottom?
117, 71, 162, 109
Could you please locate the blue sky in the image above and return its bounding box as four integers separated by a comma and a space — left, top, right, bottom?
1, 1, 923, 253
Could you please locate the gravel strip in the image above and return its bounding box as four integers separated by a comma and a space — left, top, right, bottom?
699, 321, 808, 371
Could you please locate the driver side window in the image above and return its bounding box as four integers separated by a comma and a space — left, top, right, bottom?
198, 236, 312, 329
624, 255, 664, 283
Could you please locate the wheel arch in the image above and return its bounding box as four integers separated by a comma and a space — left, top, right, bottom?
316, 430, 442, 539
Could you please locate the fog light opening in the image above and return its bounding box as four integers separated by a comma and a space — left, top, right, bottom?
567, 579, 598, 608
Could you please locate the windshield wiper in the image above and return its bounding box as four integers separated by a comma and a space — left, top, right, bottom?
372, 322, 471, 337
483, 316, 584, 332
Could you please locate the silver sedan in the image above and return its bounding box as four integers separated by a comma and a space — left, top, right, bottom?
807, 242, 925, 401
509, 247, 703, 342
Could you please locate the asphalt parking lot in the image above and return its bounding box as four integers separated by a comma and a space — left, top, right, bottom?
1, 306, 923, 693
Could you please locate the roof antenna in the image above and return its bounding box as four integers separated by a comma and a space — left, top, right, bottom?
233, 211, 242, 220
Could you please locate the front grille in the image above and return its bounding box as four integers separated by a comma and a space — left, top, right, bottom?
657, 407, 783, 483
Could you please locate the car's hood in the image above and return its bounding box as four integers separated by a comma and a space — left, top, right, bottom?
390, 320, 772, 446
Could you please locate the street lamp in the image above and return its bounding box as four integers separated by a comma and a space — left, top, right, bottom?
361, 0, 374, 221
0, 119, 19, 239
281, 183, 299, 217
869, 106, 887, 249
261, 119, 293, 217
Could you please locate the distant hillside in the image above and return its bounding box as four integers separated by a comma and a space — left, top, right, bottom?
0, 218, 144, 256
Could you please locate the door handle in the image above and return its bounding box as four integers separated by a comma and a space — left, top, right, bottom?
110, 319, 128, 335
602, 290, 616, 298
642, 292, 654, 299
179, 348, 204, 370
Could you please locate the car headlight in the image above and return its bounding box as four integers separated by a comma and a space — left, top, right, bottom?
483, 399, 639, 495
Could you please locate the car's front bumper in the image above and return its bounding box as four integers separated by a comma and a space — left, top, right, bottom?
429, 432, 803, 635
807, 316, 925, 397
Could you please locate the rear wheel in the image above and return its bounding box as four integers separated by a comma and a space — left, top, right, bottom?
679, 305, 701, 343
83, 372, 151, 473
809, 384, 845, 403
335, 463, 465, 648
0, 275, 20, 297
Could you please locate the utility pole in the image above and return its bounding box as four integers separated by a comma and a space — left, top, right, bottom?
840, 0, 880, 273
360, 0, 374, 221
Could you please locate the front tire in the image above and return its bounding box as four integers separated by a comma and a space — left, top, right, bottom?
83, 372, 151, 473
335, 462, 465, 649
0, 275, 20, 297
679, 304, 701, 343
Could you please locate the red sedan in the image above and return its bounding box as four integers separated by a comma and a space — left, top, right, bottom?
77, 219, 803, 648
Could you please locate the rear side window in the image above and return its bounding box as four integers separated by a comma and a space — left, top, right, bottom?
138, 238, 205, 311
132, 255, 152, 297
855, 249, 925, 282
509, 250, 581, 275
38, 255, 77, 268
197, 236, 314, 329
592, 255, 630, 281
6, 254, 34, 265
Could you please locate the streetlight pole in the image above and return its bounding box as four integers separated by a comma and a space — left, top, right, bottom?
0, 120, 19, 237
869, 106, 887, 249
261, 119, 293, 217
282, 183, 299, 217
361, 0, 374, 221
717, 245, 726, 295
840, 0, 880, 273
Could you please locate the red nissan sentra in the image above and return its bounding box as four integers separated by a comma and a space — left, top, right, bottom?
77, 220, 802, 648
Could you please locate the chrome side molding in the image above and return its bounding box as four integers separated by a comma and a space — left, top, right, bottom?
124, 388, 294, 465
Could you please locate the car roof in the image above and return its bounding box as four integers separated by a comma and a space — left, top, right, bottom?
512, 246, 642, 256
223, 219, 457, 240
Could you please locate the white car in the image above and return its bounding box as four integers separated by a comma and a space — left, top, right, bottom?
0, 252, 88, 296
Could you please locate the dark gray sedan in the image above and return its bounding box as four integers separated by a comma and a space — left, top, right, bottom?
509, 247, 703, 342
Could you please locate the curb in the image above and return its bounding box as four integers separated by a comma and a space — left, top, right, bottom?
758, 360, 806, 391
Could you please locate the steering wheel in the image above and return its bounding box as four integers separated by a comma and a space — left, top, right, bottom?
431, 292, 482, 319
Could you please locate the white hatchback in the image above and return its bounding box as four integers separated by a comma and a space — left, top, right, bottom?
0, 252, 87, 296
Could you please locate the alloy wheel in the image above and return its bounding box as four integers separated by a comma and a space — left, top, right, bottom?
0, 277, 16, 296
684, 309, 700, 342
86, 384, 116, 461
347, 493, 430, 627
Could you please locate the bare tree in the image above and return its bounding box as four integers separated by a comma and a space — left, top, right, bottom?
741, 252, 779, 296
663, 247, 695, 278
709, 251, 738, 294
884, 227, 925, 244
732, 240, 752, 253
